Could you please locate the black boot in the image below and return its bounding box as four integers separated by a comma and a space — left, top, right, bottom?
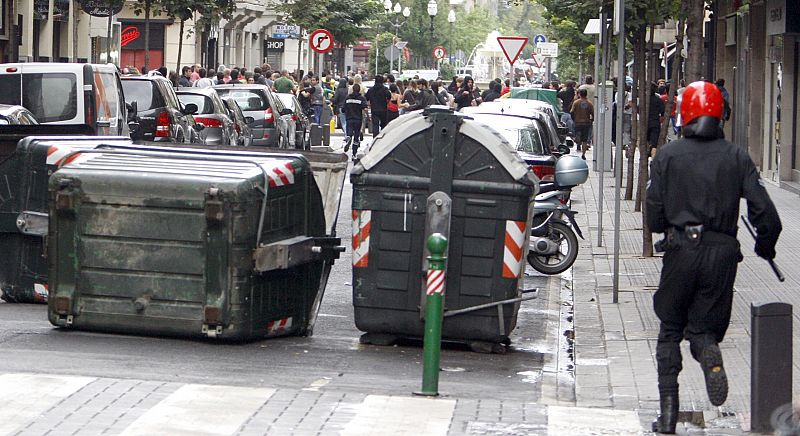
652, 392, 679, 434
701, 343, 728, 406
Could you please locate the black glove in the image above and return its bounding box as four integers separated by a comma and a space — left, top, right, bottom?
755, 242, 776, 260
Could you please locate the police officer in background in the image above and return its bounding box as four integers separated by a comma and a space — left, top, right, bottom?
646, 81, 782, 434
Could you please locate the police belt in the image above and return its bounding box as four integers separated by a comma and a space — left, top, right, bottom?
666, 225, 738, 247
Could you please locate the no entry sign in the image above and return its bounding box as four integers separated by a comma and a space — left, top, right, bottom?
310, 29, 334, 53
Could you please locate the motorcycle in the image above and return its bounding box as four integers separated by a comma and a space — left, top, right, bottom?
526, 155, 589, 275
527, 183, 584, 274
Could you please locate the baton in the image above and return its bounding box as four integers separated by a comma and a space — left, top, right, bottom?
741, 215, 785, 282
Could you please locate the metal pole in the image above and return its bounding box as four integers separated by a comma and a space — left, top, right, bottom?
375, 33, 379, 77
418, 233, 448, 396
596, 11, 606, 247
613, 0, 625, 304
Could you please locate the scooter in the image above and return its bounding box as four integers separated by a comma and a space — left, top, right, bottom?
527, 182, 584, 275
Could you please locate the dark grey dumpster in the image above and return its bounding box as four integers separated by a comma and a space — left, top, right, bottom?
0, 128, 131, 303
350, 108, 539, 349
47, 146, 347, 340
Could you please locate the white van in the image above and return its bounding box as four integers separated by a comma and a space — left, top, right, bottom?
0, 63, 129, 136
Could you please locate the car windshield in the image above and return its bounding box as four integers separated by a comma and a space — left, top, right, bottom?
121, 81, 159, 111
214, 89, 268, 111
276, 94, 296, 111
177, 94, 213, 114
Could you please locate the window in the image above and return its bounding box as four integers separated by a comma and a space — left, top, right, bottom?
21, 73, 78, 123
122, 80, 160, 111
215, 89, 268, 110
94, 71, 121, 131
0, 75, 22, 106
177, 94, 213, 114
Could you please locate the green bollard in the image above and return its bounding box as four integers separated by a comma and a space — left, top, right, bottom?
418, 233, 448, 396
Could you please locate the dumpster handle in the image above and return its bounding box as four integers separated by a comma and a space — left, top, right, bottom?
442, 292, 538, 319
56, 148, 274, 246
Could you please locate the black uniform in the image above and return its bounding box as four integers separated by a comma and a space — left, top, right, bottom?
646, 124, 781, 402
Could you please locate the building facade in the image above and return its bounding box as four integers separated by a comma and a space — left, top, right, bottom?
712, 0, 800, 193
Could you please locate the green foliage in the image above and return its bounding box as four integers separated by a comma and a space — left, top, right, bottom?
439, 62, 455, 80
275, 0, 383, 46
366, 33, 398, 75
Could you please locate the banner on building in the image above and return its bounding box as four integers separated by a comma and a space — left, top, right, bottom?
78, 0, 124, 17
272, 24, 300, 39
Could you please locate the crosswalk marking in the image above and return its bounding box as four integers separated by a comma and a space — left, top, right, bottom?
0, 373, 95, 434
119, 384, 275, 436
342, 395, 456, 436
547, 405, 642, 435
0, 373, 653, 435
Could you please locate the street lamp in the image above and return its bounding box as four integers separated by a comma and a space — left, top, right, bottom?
427, 0, 438, 69
382, 2, 410, 74
447, 10, 455, 67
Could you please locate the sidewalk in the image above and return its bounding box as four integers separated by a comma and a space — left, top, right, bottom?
565, 148, 800, 433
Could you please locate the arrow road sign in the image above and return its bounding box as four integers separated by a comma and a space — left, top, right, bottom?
310, 29, 334, 53
497, 36, 528, 66
533, 34, 547, 45
432, 46, 447, 60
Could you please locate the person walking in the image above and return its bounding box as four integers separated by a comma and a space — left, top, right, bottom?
178, 66, 192, 87
648, 83, 666, 157
570, 88, 594, 159
332, 78, 349, 137
646, 81, 782, 434
715, 78, 731, 128
455, 76, 477, 110
343, 83, 368, 160
193, 68, 214, 88
405, 79, 438, 111
387, 83, 402, 124
558, 80, 576, 114
310, 76, 325, 124
365, 75, 391, 136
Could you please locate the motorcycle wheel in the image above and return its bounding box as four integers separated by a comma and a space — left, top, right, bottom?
527, 221, 579, 275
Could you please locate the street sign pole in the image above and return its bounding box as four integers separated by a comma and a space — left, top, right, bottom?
613, 0, 625, 304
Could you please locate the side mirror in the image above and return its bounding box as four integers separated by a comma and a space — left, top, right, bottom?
127, 121, 140, 133
280, 108, 293, 116
244, 116, 255, 124
183, 103, 198, 115
126, 101, 138, 122
557, 144, 571, 155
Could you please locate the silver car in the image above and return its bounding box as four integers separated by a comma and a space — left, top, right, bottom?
176, 87, 237, 146
213, 84, 293, 147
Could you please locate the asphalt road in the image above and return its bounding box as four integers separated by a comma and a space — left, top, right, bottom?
0, 155, 568, 404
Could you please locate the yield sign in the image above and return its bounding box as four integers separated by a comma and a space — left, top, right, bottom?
532, 53, 546, 68
497, 36, 529, 66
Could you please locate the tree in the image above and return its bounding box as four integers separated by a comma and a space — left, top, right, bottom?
366, 32, 397, 75
276, 0, 382, 47
133, 0, 235, 72
684, 0, 705, 81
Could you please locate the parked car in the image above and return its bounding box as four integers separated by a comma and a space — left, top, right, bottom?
222, 97, 254, 147
465, 101, 574, 153
486, 99, 571, 142
176, 87, 237, 146
0, 105, 38, 125
121, 76, 201, 144
213, 84, 293, 147
467, 113, 558, 181
465, 112, 557, 182
275, 92, 310, 149
0, 62, 130, 136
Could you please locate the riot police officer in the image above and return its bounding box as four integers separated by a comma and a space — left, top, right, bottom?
646, 81, 782, 434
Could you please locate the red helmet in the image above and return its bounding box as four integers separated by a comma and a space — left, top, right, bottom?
680, 81, 724, 126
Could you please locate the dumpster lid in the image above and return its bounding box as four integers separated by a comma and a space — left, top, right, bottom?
359, 111, 533, 182
58, 143, 349, 237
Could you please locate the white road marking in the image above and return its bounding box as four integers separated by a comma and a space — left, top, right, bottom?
119, 384, 275, 436
343, 395, 456, 436
303, 377, 332, 391
0, 373, 95, 434
547, 405, 642, 435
